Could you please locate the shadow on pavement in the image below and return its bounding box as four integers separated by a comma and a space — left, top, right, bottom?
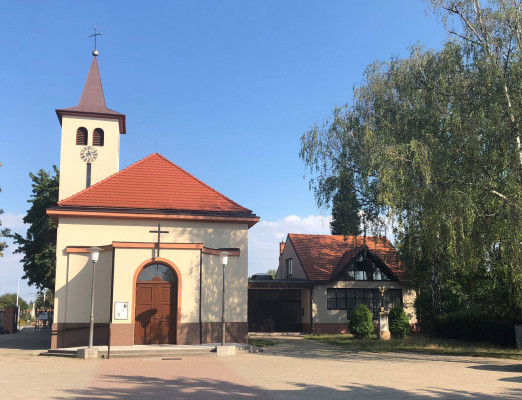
468, 364, 522, 373
0, 326, 51, 350
56, 375, 521, 399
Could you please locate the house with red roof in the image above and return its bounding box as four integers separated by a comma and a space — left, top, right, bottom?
248, 234, 415, 334
47, 54, 258, 349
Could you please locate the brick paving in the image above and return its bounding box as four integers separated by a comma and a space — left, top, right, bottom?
1, 328, 521, 399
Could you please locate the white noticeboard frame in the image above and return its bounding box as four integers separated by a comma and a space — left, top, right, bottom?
114, 302, 129, 320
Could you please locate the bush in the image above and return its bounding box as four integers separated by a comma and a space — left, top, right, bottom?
349, 304, 374, 339
432, 312, 516, 347
389, 307, 411, 339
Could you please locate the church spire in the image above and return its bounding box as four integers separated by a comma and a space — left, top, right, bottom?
77, 56, 107, 112
55, 55, 126, 134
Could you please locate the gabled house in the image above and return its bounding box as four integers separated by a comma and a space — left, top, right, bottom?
248, 234, 415, 334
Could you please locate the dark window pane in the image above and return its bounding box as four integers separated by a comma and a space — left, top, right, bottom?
157, 265, 169, 276
336, 299, 346, 309
327, 299, 336, 310
137, 270, 153, 281
145, 264, 158, 277
162, 269, 176, 282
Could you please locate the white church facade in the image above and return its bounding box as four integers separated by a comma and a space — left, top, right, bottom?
48, 55, 258, 349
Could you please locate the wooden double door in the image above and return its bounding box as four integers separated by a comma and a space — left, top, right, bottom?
135, 280, 177, 344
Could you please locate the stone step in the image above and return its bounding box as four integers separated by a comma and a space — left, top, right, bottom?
42, 344, 260, 359
40, 349, 77, 358
99, 348, 215, 359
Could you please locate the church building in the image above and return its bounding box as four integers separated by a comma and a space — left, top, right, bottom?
47, 54, 259, 349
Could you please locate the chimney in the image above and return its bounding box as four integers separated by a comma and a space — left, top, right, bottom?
279, 240, 285, 255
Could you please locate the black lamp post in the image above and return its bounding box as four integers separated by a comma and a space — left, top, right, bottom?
220, 251, 230, 347
88, 247, 102, 349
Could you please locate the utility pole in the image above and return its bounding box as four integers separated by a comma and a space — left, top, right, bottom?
16, 277, 20, 331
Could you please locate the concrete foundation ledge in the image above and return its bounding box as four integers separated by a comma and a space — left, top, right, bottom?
77, 348, 99, 359
216, 345, 236, 356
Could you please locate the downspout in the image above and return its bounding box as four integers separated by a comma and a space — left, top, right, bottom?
107, 247, 115, 359
199, 249, 203, 344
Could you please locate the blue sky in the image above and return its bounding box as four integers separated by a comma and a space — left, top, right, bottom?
0, 1, 447, 301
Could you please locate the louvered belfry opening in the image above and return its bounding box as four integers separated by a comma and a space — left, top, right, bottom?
93, 128, 104, 146
76, 127, 88, 145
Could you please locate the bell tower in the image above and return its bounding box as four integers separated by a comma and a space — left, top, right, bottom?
56, 52, 126, 201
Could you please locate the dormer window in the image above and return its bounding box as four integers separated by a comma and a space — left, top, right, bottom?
93, 128, 104, 146
76, 127, 88, 145
340, 253, 392, 281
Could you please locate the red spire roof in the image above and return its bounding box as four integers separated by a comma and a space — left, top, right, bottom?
56, 56, 126, 133
58, 153, 254, 215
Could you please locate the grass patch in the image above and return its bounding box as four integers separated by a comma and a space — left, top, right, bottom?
304, 333, 522, 360
248, 338, 276, 347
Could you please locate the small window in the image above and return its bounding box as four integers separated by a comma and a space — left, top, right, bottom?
286, 258, 293, 278
93, 128, 104, 146
86, 163, 92, 188
76, 127, 88, 145
138, 263, 177, 282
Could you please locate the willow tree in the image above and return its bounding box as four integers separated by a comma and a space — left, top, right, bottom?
300, 40, 522, 323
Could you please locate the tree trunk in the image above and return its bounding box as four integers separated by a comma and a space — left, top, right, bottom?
431, 254, 442, 317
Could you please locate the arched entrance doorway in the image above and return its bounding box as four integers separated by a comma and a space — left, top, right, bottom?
135, 263, 177, 344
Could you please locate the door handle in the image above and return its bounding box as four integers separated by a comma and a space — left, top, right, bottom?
154, 316, 159, 319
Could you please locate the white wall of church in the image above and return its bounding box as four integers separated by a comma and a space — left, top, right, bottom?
114, 248, 201, 324
58, 115, 120, 201
201, 253, 247, 323
53, 217, 249, 326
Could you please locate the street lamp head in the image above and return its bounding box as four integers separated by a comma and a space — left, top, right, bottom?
89, 247, 102, 263
219, 251, 230, 267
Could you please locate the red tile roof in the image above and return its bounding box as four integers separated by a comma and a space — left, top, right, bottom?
58, 153, 253, 214
288, 234, 406, 283
56, 57, 126, 133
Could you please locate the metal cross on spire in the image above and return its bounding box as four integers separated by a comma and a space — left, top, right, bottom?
89, 27, 103, 57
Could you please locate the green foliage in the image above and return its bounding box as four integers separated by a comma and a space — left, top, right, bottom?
34, 291, 54, 309
330, 169, 361, 236
9, 167, 59, 291
305, 333, 522, 359
300, 0, 522, 332
0, 187, 10, 257
348, 304, 375, 339
266, 269, 278, 279
433, 311, 516, 348
389, 307, 411, 339
0, 293, 29, 310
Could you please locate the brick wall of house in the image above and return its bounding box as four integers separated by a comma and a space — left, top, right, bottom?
1, 306, 18, 334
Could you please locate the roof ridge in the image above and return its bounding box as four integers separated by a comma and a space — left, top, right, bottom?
58, 153, 157, 205
152, 153, 251, 213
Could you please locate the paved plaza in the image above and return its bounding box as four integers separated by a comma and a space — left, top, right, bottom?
0, 328, 520, 399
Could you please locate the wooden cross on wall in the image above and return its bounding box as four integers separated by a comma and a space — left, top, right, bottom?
150, 223, 169, 258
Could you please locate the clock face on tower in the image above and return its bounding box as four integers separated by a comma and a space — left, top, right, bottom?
80, 146, 98, 163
